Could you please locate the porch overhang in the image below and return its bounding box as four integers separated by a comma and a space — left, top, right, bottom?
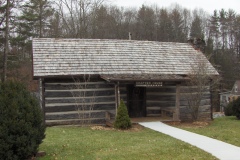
100, 74, 189, 82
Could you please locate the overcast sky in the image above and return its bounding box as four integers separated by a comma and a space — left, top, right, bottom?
109, 0, 240, 14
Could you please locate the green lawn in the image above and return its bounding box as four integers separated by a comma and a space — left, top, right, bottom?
178, 116, 240, 147
39, 125, 217, 160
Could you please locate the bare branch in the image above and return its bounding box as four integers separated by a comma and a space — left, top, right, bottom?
184, 55, 220, 121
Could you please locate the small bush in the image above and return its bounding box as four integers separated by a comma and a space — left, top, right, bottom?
114, 100, 132, 129
232, 97, 240, 120
224, 101, 234, 116
0, 81, 45, 160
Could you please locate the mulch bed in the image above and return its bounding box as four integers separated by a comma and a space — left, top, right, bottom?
91, 124, 144, 132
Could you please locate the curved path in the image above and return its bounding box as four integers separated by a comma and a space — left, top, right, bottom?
139, 122, 240, 160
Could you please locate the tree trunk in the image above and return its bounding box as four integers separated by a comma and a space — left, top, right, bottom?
3, 0, 10, 82
39, 0, 43, 38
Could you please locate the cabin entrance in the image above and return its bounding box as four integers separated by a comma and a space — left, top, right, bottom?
127, 85, 146, 118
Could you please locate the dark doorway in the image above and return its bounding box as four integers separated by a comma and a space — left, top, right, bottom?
127, 85, 146, 117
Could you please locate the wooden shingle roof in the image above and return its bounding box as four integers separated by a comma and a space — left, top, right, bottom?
32, 38, 218, 78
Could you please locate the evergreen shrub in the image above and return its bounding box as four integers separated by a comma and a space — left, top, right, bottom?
0, 81, 45, 160
224, 101, 234, 116
232, 97, 240, 119
114, 100, 132, 129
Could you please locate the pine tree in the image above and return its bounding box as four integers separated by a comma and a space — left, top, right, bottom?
136, 5, 155, 41
190, 15, 203, 39
16, 0, 54, 39
0, 0, 25, 81
0, 81, 45, 159
209, 10, 220, 49
2, 0, 10, 82
170, 8, 185, 42
157, 8, 173, 42
114, 100, 132, 129
219, 9, 227, 50
11, 0, 54, 60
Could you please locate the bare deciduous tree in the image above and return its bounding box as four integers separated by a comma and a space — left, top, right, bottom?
54, 0, 105, 38
184, 55, 219, 121
71, 75, 96, 125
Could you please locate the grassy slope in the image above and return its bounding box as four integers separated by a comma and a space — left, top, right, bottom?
39, 126, 216, 160
178, 116, 240, 147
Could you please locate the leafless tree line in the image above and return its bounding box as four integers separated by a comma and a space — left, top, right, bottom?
0, 0, 240, 88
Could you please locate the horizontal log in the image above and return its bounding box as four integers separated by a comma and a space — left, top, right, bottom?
146, 114, 161, 117
45, 94, 122, 100
180, 99, 211, 106
45, 81, 110, 85
45, 95, 127, 104
45, 85, 127, 93
146, 100, 175, 104
46, 110, 113, 115
45, 88, 115, 92
181, 95, 210, 100
180, 85, 210, 88
45, 104, 116, 112
45, 90, 112, 97
45, 118, 106, 126
46, 97, 114, 104
146, 101, 176, 107
45, 83, 115, 90
180, 92, 210, 96
146, 95, 176, 101
146, 106, 161, 110
45, 90, 127, 97
45, 110, 111, 120
180, 105, 210, 110
105, 111, 116, 120
45, 95, 115, 100
45, 81, 127, 86
45, 98, 127, 104
147, 110, 161, 115
161, 107, 175, 112
46, 101, 116, 107
147, 92, 176, 96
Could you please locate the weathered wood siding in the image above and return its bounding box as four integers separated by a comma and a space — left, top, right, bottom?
44, 79, 127, 125
146, 84, 211, 121
179, 85, 211, 121
146, 86, 176, 116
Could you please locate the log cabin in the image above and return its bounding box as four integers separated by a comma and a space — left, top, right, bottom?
32, 38, 219, 125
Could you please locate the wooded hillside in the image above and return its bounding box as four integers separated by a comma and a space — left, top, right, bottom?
0, 0, 239, 90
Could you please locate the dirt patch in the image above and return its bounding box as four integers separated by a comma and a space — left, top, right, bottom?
91, 124, 144, 132
91, 126, 115, 131
165, 121, 211, 128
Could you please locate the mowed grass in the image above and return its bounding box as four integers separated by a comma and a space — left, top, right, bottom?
39, 125, 217, 160
178, 116, 240, 147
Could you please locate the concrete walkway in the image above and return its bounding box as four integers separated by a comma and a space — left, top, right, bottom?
139, 122, 240, 160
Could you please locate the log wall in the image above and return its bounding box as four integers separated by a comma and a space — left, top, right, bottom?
43, 79, 127, 125
146, 84, 211, 121
179, 85, 211, 121
146, 86, 176, 116
43, 78, 212, 125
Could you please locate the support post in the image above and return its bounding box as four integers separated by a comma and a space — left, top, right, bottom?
174, 84, 180, 121
115, 82, 120, 117
39, 78, 43, 109
40, 78, 46, 124
117, 82, 120, 106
